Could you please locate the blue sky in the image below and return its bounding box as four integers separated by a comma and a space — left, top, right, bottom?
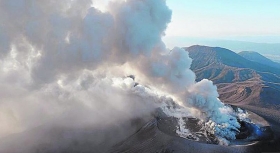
165, 0, 280, 39
95, 0, 280, 42
163, 0, 280, 60
94, 0, 280, 60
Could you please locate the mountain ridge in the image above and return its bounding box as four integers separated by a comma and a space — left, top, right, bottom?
184, 45, 280, 108
238, 51, 280, 69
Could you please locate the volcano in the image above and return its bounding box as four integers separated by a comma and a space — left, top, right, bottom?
112, 106, 274, 153
0, 0, 279, 153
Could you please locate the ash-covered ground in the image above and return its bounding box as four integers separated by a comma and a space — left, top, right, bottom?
111, 107, 279, 153
0, 0, 279, 153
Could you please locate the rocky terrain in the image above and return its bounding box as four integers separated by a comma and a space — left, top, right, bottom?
112, 109, 276, 153
1, 45, 280, 153
185, 45, 280, 108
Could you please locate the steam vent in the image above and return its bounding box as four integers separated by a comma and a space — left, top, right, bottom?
112, 106, 275, 153
0, 0, 280, 153
158, 105, 274, 146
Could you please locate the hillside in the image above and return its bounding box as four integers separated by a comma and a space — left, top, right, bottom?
239, 51, 280, 69
184, 45, 280, 108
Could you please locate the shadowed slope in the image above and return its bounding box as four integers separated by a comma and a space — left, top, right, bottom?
239, 51, 280, 69
185, 45, 280, 107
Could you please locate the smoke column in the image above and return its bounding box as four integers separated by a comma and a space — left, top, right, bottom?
0, 0, 240, 151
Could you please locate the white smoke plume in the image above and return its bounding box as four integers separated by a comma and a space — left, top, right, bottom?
0, 0, 240, 151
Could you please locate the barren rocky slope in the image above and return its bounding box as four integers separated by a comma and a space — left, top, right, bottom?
185, 45, 280, 108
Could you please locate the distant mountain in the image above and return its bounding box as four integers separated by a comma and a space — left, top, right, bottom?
164, 36, 280, 55
239, 51, 280, 69
184, 45, 280, 108
239, 51, 272, 63
263, 54, 280, 63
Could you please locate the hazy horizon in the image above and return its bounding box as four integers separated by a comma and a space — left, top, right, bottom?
0, 0, 280, 152
165, 0, 280, 40
162, 36, 280, 63
163, 0, 280, 63
94, 0, 280, 62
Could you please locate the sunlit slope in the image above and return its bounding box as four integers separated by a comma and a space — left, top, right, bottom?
185, 45, 280, 107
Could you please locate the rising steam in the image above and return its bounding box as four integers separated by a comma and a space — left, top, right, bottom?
0, 0, 240, 152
